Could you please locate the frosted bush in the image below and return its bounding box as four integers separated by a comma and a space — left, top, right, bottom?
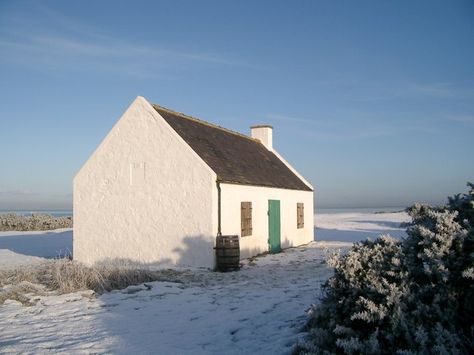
0, 213, 72, 231
297, 183, 474, 354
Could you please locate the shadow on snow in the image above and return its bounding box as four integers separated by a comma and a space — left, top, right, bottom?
0, 230, 73, 258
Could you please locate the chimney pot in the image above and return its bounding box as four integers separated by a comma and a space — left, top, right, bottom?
250, 125, 273, 150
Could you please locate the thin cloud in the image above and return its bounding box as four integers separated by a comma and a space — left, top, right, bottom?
0, 6, 258, 77
400, 83, 469, 99
33, 4, 258, 68
0, 33, 255, 69
266, 113, 316, 125
33, 36, 125, 57
31, 35, 250, 67
265, 112, 435, 141
408, 83, 452, 98
348, 81, 474, 102
447, 115, 474, 126
0, 190, 38, 197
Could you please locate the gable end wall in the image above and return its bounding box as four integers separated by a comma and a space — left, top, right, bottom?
73, 97, 217, 268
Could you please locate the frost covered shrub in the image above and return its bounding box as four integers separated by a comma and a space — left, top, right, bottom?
298, 183, 474, 354
0, 213, 72, 231
448, 182, 474, 229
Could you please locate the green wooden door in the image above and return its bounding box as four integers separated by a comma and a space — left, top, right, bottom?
268, 200, 281, 253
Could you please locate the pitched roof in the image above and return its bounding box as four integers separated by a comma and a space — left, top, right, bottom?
153, 104, 312, 191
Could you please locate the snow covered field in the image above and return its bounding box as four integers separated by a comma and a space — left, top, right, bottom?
0, 211, 409, 354
0, 241, 352, 354
316, 211, 409, 242
0, 228, 72, 268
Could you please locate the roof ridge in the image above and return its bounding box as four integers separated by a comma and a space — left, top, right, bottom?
152, 103, 258, 142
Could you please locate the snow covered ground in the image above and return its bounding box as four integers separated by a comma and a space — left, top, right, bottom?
0, 241, 351, 354
0, 228, 72, 270
0, 228, 72, 259
0, 211, 410, 354
315, 211, 409, 242
0, 250, 45, 270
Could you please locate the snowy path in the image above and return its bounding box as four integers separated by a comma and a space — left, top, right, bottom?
0, 241, 351, 355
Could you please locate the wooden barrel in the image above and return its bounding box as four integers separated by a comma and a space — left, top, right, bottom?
215, 235, 240, 271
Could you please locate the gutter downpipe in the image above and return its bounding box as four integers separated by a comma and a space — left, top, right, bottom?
216, 179, 222, 237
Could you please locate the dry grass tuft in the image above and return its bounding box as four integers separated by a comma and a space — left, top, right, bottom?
0, 281, 45, 306
0, 259, 187, 305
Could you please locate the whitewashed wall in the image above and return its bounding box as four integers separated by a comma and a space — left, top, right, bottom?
219, 183, 314, 259
74, 97, 218, 268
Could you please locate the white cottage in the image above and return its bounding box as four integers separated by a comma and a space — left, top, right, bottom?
73, 97, 314, 268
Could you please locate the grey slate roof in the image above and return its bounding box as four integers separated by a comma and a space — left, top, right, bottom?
153, 104, 312, 191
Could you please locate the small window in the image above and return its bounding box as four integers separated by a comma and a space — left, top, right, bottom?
130, 162, 146, 186
241, 201, 252, 237
297, 203, 304, 229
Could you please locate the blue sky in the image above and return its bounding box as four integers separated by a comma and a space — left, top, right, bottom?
0, 0, 473, 210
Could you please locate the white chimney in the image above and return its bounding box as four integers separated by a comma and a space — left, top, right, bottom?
251, 125, 273, 150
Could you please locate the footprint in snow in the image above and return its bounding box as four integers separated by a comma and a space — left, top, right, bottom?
229, 328, 240, 335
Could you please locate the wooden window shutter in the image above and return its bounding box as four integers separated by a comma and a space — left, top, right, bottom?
241, 202, 252, 237
297, 203, 304, 229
